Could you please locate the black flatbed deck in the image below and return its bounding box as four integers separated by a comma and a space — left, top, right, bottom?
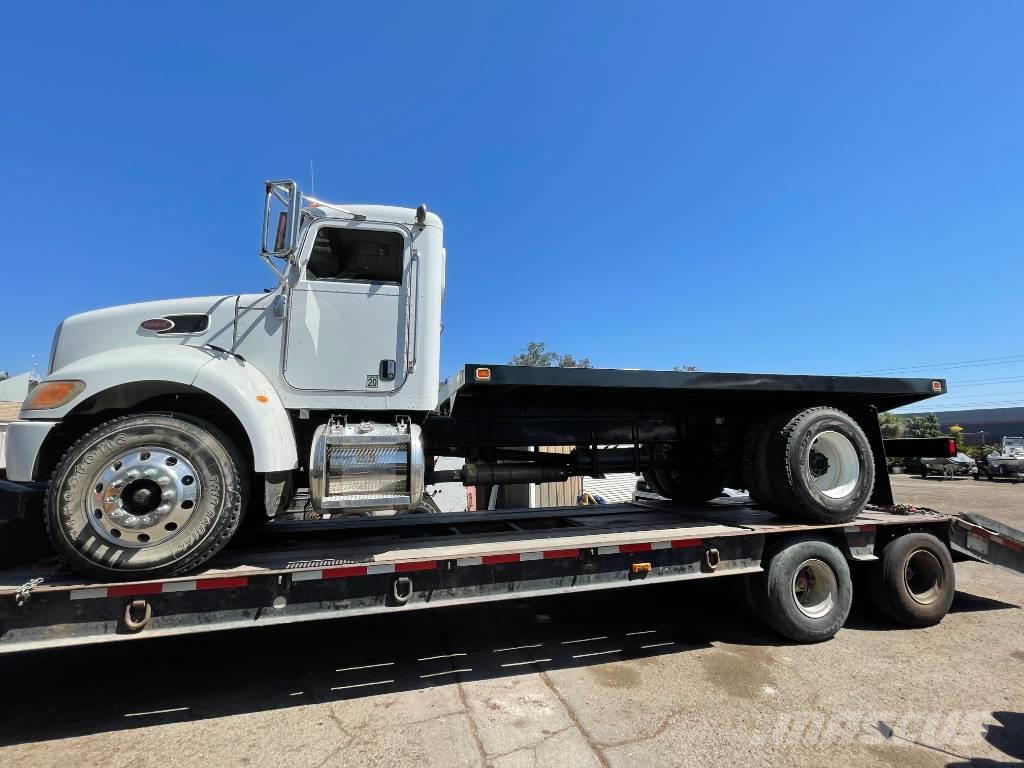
439, 364, 946, 411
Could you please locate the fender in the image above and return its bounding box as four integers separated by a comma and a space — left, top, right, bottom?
22, 345, 298, 473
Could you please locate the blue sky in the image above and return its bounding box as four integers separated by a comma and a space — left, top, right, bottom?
2, 3, 1022, 413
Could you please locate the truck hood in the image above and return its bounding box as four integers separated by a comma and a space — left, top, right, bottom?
50, 295, 240, 374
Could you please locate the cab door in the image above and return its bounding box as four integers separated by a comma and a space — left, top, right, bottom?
284, 220, 410, 392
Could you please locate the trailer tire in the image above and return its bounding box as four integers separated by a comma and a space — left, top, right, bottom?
45, 413, 247, 580
870, 533, 955, 628
767, 407, 875, 523
757, 536, 852, 643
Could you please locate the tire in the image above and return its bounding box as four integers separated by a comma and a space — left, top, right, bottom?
647, 465, 724, 503
870, 533, 955, 627
45, 413, 247, 580
766, 407, 875, 523
755, 536, 853, 643
741, 415, 786, 510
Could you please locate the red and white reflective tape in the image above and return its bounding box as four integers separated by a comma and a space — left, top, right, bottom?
66, 537, 709, 600
70, 575, 249, 601
844, 524, 876, 534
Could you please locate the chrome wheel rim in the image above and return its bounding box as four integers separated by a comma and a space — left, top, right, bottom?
86, 447, 201, 548
792, 558, 837, 619
807, 431, 861, 499
905, 549, 943, 605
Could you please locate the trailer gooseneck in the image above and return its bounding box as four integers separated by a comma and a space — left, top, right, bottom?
4, 179, 947, 589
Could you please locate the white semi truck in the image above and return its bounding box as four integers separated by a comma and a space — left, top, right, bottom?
5, 179, 1003, 651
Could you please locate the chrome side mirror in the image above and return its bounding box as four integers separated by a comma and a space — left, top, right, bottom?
261, 179, 300, 260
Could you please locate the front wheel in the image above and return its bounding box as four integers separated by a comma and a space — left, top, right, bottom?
45, 413, 247, 580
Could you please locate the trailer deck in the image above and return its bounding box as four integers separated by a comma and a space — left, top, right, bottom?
0, 497, 975, 654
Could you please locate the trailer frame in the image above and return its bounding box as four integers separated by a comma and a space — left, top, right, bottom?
2, 492, 996, 655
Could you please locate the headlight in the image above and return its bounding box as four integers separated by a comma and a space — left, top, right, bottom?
23, 380, 85, 410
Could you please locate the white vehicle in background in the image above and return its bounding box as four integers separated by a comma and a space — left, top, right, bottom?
980, 436, 1024, 481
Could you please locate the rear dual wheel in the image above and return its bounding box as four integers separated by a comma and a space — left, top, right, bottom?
642, 465, 724, 503
743, 407, 875, 523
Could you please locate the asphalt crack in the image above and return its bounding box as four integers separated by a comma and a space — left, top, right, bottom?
538, 671, 611, 768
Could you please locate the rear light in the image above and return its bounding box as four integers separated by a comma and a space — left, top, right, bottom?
23, 380, 85, 410
949, 438, 957, 456
474, 367, 492, 381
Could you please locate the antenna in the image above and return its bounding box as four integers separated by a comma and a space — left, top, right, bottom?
310, 160, 315, 196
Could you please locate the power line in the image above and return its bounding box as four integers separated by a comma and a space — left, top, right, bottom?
895, 400, 1024, 413
947, 375, 1024, 387
842, 353, 1024, 375
926, 391, 1024, 402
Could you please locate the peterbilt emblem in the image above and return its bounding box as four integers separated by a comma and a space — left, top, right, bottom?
140, 318, 175, 332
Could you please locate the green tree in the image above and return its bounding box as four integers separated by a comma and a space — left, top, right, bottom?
878, 412, 905, 439
510, 341, 591, 368
948, 424, 965, 451
904, 413, 944, 438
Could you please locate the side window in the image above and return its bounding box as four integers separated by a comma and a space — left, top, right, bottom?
306, 227, 404, 284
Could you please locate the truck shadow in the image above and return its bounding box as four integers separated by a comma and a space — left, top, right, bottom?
0, 578, 1017, 748
0, 578, 772, 747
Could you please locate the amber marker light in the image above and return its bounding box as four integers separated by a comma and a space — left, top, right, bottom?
24, 380, 85, 410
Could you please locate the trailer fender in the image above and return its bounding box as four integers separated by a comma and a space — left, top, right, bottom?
19, 345, 298, 474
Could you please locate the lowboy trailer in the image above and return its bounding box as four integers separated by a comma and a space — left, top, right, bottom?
1, 486, 1022, 654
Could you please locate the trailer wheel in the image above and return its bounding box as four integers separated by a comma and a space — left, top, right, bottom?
45, 413, 247, 580
767, 407, 875, 523
871, 533, 955, 627
756, 536, 853, 643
